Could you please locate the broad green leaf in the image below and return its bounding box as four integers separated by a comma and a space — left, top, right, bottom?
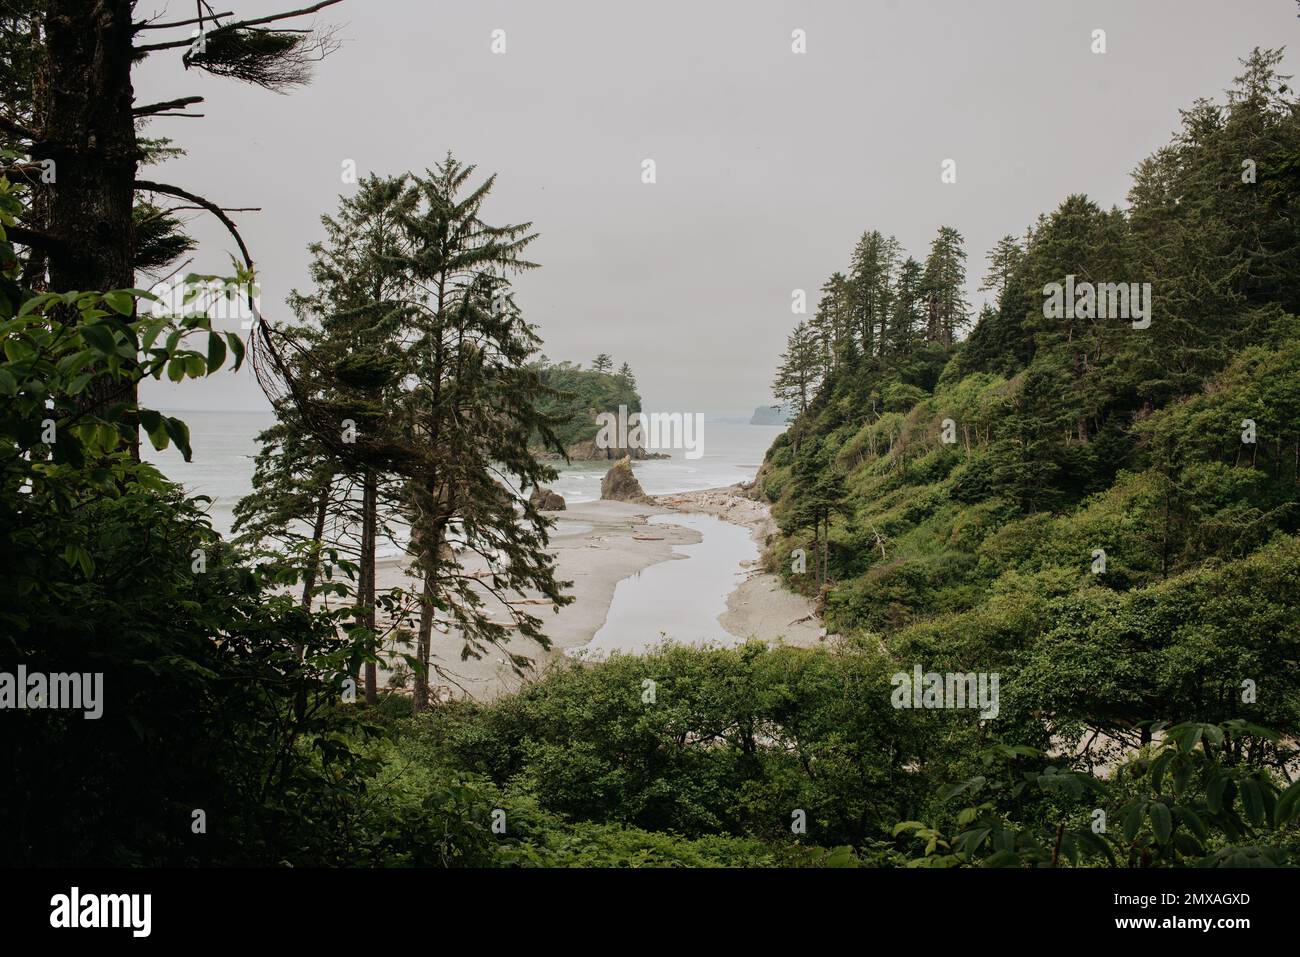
226, 331, 246, 369
1149, 802, 1173, 844
103, 290, 135, 315
206, 331, 226, 374
1239, 779, 1265, 828
1206, 772, 1229, 814
82, 323, 116, 355
163, 416, 192, 461
1275, 779, 1300, 826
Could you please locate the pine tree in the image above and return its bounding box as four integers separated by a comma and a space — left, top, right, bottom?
773, 321, 822, 416
772, 321, 823, 453
232, 395, 339, 620
979, 234, 1023, 299
885, 256, 924, 358
808, 272, 855, 371
920, 226, 970, 345
397, 155, 572, 713
281, 173, 418, 705
848, 231, 899, 356
591, 353, 614, 374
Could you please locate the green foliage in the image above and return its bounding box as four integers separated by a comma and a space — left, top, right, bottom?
895, 721, 1299, 868
0, 188, 394, 866
0, 281, 368, 863
752, 48, 1300, 867
416, 642, 941, 852
532, 358, 641, 449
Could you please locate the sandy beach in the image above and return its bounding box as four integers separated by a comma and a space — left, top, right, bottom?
367, 484, 823, 701
656, 486, 825, 650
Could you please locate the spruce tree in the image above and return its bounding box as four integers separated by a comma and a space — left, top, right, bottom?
920, 226, 970, 345
396, 155, 572, 713
271, 173, 419, 704
772, 320, 823, 443
885, 256, 924, 358
979, 234, 1024, 299
848, 230, 899, 356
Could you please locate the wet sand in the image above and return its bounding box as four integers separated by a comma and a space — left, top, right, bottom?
367, 486, 822, 701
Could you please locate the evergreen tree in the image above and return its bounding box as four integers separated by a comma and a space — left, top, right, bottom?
772, 321, 822, 435
233, 395, 340, 618
848, 231, 899, 356
396, 155, 572, 713
282, 173, 418, 704
780, 438, 849, 585
809, 271, 855, 371
978, 233, 1023, 299
885, 256, 924, 358
920, 226, 970, 345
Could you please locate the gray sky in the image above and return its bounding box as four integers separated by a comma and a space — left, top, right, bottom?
133, 0, 1298, 414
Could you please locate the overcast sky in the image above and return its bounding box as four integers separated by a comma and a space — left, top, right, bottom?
132, 0, 1298, 415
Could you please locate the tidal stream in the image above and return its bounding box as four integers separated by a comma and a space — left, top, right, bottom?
576, 512, 757, 656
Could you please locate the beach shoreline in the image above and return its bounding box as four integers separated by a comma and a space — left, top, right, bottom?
372, 483, 822, 701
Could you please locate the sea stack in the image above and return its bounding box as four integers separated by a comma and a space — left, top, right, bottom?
529, 486, 567, 511
600, 456, 653, 504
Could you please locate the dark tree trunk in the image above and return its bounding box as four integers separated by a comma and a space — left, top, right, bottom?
292, 491, 329, 721
412, 575, 434, 715
40, 0, 140, 455
300, 492, 329, 613
360, 469, 379, 705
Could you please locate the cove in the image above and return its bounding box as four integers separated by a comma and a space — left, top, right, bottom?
577, 513, 757, 656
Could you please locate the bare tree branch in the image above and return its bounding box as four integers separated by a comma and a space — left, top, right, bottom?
133, 0, 345, 54
5, 224, 66, 254
134, 96, 206, 116
0, 113, 36, 140
134, 10, 235, 32
134, 180, 255, 268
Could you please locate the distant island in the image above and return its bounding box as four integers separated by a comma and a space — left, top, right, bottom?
531, 357, 667, 460
749, 403, 791, 425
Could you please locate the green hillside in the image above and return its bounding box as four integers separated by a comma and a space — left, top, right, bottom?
746, 48, 1300, 862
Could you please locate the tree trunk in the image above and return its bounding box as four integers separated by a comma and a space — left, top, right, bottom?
412, 574, 435, 715
361, 469, 379, 705
821, 517, 829, 583
41, 1, 141, 456
292, 490, 329, 720
300, 492, 329, 612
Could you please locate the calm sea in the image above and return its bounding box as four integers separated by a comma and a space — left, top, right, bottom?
143, 409, 783, 542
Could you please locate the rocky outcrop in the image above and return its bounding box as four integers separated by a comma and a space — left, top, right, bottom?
535, 438, 670, 462
600, 456, 654, 504
750, 403, 790, 425
529, 486, 566, 511
744, 459, 774, 501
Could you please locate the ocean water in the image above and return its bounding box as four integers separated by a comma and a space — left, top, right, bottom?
143, 409, 782, 540
544, 421, 783, 504
142, 409, 275, 539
